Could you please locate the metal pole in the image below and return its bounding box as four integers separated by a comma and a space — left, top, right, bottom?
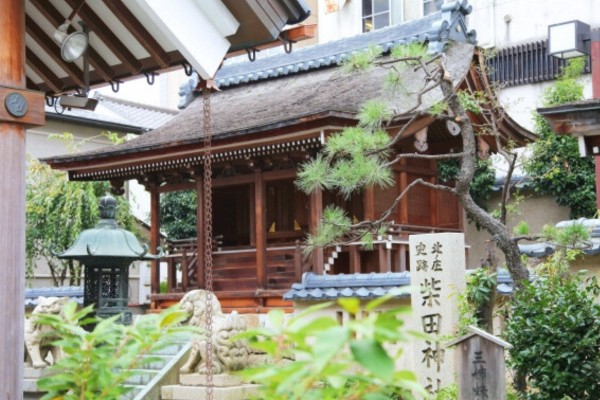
0, 0, 26, 398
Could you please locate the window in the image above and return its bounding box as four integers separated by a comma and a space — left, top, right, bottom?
423, 0, 443, 16
362, 0, 403, 33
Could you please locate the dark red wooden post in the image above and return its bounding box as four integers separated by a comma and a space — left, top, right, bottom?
0, 1, 44, 397
255, 170, 267, 289
310, 188, 324, 274
150, 189, 161, 295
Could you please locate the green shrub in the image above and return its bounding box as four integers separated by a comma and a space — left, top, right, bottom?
35, 302, 196, 400
505, 271, 600, 399
236, 294, 425, 400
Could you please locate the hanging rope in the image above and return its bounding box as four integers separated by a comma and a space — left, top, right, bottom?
202, 86, 214, 400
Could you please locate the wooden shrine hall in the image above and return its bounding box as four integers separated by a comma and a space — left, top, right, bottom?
44, 7, 535, 313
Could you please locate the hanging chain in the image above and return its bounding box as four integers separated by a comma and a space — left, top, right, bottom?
202, 86, 214, 400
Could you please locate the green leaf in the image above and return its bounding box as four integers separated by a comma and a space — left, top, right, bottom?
350, 339, 394, 381
338, 298, 360, 315
313, 326, 350, 373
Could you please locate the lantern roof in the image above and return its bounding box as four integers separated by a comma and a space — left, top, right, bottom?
53, 195, 163, 261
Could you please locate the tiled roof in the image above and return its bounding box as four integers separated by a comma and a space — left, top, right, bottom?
44, 41, 476, 166
283, 269, 518, 300
45, 93, 178, 132
45, 104, 134, 128
519, 218, 600, 258
178, 0, 477, 108
93, 93, 179, 130
24, 286, 84, 307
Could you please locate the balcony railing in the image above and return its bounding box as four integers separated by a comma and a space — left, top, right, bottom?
486, 40, 591, 88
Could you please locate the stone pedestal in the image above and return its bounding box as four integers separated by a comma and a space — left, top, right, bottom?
162, 374, 260, 400
409, 233, 466, 396
23, 367, 53, 400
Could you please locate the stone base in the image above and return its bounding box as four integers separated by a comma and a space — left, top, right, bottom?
162, 384, 260, 400
24, 367, 53, 380
180, 373, 245, 387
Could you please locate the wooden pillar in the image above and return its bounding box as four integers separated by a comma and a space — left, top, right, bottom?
429, 160, 438, 227
398, 244, 408, 272
363, 186, 375, 221
249, 184, 256, 246
255, 171, 267, 289
0, 1, 27, 397
150, 189, 161, 295
399, 160, 409, 224
310, 188, 324, 274
195, 177, 205, 289
349, 245, 361, 274
378, 243, 392, 273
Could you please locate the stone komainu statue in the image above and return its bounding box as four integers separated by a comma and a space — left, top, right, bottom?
24, 296, 69, 368
179, 290, 249, 374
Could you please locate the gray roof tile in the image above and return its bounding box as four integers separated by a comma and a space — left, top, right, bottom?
179, 0, 476, 109
283, 268, 523, 301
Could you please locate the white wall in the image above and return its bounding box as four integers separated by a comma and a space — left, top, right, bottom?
318, 0, 363, 43
468, 0, 600, 48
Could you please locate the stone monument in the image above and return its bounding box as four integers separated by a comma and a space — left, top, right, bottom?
409, 232, 466, 396
162, 290, 259, 400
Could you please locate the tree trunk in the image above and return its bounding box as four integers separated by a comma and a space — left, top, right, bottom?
441, 79, 530, 289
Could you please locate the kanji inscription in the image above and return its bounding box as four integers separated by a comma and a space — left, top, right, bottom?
410, 233, 466, 394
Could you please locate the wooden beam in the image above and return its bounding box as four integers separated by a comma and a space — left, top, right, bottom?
26, 76, 40, 91
25, 15, 85, 87
156, 181, 195, 193
255, 171, 268, 289
63, 0, 142, 74
195, 177, 205, 289
213, 173, 255, 187
263, 168, 297, 181
0, 0, 28, 396
102, 0, 170, 68
310, 189, 324, 274
0, 86, 45, 127
26, 47, 64, 93
150, 189, 161, 295
28, 0, 115, 82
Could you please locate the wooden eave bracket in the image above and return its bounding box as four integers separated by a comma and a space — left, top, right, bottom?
225, 24, 316, 58
0, 85, 45, 127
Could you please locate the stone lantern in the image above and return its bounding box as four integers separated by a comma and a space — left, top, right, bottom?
53, 195, 163, 325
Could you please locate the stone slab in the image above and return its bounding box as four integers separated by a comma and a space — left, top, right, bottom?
162, 384, 260, 400
409, 233, 466, 396
180, 373, 245, 387
23, 379, 43, 393
24, 367, 53, 379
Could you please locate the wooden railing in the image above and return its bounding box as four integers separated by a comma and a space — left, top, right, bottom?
161, 238, 298, 294
290, 223, 463, 278
162, 224, 463, 294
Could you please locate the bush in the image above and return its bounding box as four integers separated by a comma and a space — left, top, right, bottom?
505, 271, 600, 399
35, 302, 196, 400
237, 294, 425, 400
